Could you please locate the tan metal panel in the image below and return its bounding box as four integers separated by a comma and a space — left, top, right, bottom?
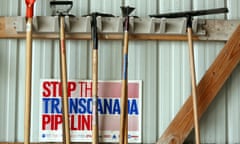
0, 40, 18, 141
15, 40, 27, 142
124, 0, 158, 143
226, 0, 240, 143
1, 0, 240, 143
157, 0, 192, 140
0, 0, 20, 142
89, 0, 122, 81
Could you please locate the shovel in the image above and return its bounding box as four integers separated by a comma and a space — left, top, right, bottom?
24, 0, 36, 144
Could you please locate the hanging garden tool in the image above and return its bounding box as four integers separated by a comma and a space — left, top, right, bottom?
150, 7, 228, 144
50, 1, 73, 144
24, 0, 36, 144
120, 6, 135, 144
83, 12, 114, 144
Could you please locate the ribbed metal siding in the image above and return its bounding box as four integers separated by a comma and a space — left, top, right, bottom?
157, 0, 192, 139
0, 0, 240, 143
226, 0, 240, 143
0, 0, 19, 142
125, 1, 158, 143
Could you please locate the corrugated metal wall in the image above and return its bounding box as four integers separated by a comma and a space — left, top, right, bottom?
0, 0, 239, 143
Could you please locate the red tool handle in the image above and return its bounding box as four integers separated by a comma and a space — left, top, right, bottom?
25, 0, 36, 18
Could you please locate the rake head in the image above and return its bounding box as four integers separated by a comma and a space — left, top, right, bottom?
149, 7, 228, 28
50, 0, 73, 16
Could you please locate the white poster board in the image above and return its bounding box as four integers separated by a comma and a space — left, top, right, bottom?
39, 79, 142, 143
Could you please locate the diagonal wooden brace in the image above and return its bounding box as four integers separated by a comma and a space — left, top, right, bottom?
157, 24, 240, 144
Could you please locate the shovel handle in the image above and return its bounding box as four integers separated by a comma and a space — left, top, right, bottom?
24, 18, 33, 144
24, 1, 35, 144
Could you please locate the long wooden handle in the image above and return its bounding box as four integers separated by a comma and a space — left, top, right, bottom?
60, 16, 70, 144
120, 30, 129, 144
187, 27, 200, 144
92, 48, 99, 144
24, 17, 33, 144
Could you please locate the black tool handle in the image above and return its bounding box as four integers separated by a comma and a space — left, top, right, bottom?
91, 14, 98, 50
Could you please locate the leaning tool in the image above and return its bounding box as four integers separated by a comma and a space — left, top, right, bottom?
120, 6, 135, 144
50, 1, 73, 144
24, 0, 36, 144
150, 7, 228, 144
83, 12, 114, 144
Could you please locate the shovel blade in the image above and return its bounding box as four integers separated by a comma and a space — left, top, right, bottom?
25, 0, 36, 18
25, 0, 35, 5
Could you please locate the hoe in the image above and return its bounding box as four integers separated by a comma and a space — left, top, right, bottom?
150, 7, 228, 144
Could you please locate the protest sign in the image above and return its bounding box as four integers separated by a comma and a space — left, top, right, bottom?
39, 79, 142, 143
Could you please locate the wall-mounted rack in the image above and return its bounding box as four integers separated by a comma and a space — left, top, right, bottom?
15, 16, 205, 34
0, 16, 239, 41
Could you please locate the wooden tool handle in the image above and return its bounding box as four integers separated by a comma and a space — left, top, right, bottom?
120, 30, 129, 144
60, 16, 71, 144
24, 17, 33, 144
120, 79, 128, 144
92, 48, 99, 144
187, 27, 200, 144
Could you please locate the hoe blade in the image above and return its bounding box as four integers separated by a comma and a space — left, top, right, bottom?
121, 6, 135, 17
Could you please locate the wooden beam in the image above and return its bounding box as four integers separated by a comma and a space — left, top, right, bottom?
157, 24, 240, 144
1, 17, 239, 41
0, 17, 196, 40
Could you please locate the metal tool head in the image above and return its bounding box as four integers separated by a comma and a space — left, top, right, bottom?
82, 12, 114, 49
121, 6, 135, 17
83, 12, 114, 18
150, 8, 228, 28
121, 6, 135, 31
50, 0, 73, 16
82, 12, 114, 29
149, 8, 228, 18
